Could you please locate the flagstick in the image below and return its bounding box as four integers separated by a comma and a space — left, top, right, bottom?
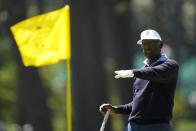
65, 5, 72, 131
66, 59, 72, 131
100, 110, 111, 131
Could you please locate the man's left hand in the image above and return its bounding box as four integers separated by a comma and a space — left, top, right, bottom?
114, 70, 134, 79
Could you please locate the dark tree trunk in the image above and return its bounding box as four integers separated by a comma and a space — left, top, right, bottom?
169, 0, 185, 61
4, 0, 53, 130
152, 0, 185, 61
111, 0, 134, 105
71, 0, 108, 131
152, 0, 167, 36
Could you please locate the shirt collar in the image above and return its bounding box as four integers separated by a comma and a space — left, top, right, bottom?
143, 54, 168, 66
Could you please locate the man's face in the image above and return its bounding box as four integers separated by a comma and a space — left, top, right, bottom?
141, 39, 162, 59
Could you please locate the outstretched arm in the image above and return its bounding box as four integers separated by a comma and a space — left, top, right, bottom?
132, 60, 179, 82
114, 60, 179, 82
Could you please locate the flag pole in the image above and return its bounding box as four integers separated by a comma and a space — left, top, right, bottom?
66, 59, 72, 131
65, 5, 72, 131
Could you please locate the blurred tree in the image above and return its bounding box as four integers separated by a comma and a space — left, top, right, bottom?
152, 0, 167, 38
3, 0, 53, 130
71, 0, 108, 131
167, 0, 185, 61
152, 0, 183, 60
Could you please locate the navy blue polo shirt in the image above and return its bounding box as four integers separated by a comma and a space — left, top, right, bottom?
117, 55, 179, 124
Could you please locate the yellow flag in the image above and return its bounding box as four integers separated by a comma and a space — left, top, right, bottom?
10, 6, 71, 67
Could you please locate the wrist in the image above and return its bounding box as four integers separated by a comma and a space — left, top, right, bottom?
113, 106, 119, 114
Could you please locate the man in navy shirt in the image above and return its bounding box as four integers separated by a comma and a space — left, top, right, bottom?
100, 29, 179, 131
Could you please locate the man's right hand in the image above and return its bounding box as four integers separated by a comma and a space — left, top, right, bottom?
99, 103, 118, 114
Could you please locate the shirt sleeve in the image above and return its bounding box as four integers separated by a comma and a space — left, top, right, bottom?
132, 60, 179, 82
116, 102, 132, 115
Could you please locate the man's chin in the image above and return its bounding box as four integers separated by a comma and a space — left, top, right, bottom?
144, 54, 152, 59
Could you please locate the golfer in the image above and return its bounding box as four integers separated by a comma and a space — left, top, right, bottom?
99, 29, 179, 131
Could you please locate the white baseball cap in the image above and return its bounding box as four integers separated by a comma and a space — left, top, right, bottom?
137, 29, 162, 45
